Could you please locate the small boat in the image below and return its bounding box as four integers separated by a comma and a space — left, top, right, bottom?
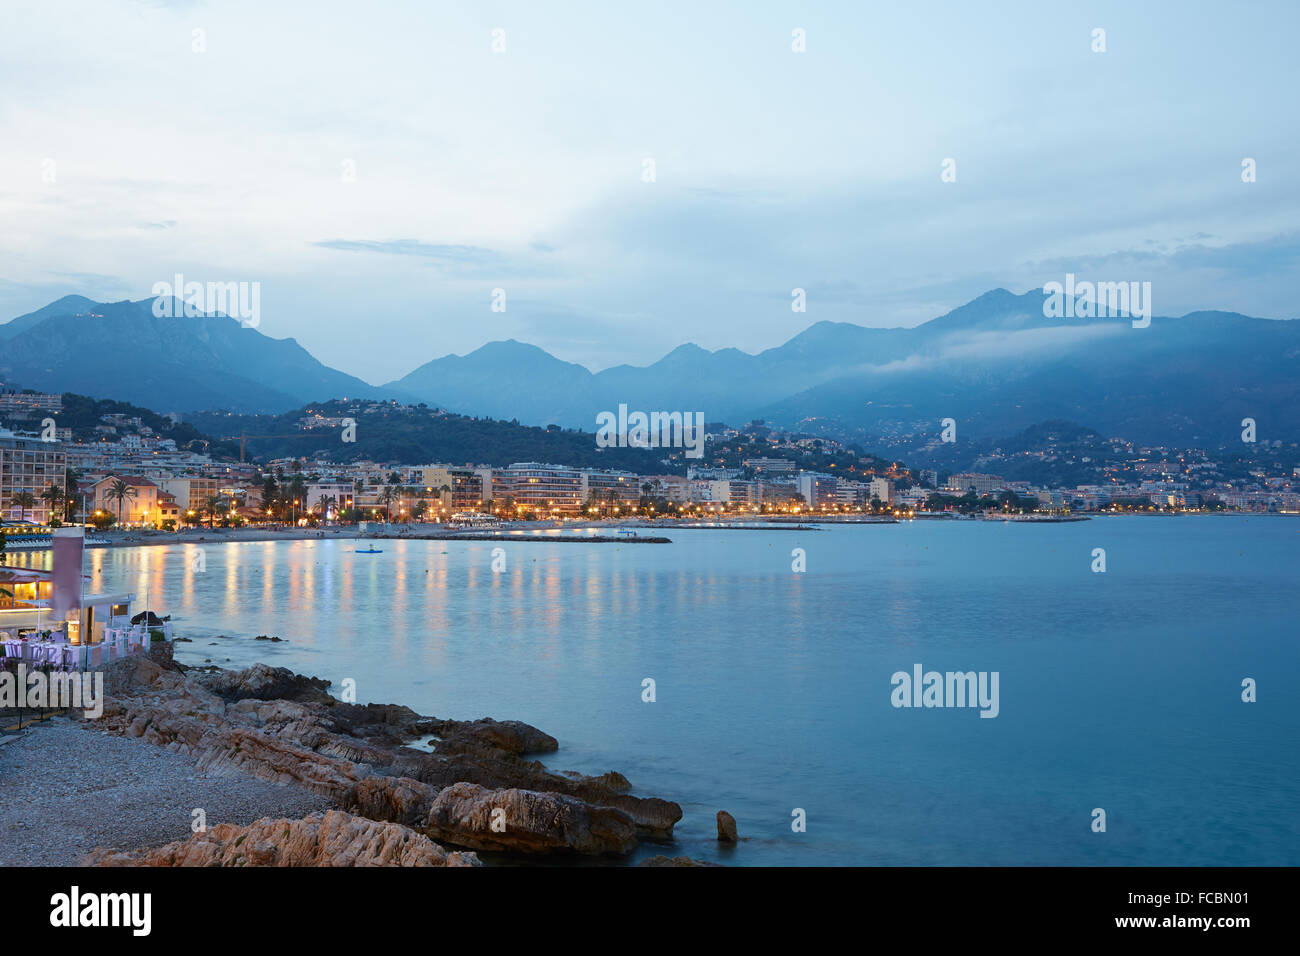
353, 548, 383, 554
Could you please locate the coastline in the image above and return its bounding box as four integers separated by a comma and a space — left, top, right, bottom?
5, 652, 690, 867
73, 524, 677, 550
4, 509, 1284, 558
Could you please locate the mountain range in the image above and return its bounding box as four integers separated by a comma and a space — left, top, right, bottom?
2, 290, 1297, 447
0, 295, 416, 415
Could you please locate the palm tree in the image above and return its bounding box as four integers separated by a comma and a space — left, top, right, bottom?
315, 495, 335, 521
201, 494, 221, 529
64, 467, 81, 522
11, 491, 36, 524
288, 476, 307, 515
433, 484, 452, 521
40, 484, 65, 524
105, 479, 138, 526
377, 486, 399, 523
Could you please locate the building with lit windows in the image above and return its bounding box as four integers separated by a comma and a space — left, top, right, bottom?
502, 462, 583, 514
0, 428, 66, 523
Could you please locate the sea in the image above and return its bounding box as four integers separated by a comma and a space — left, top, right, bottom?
29, 515, 1300, 865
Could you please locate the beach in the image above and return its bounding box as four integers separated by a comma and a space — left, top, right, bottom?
1, 652, 686, 867
0, 718, 334, 866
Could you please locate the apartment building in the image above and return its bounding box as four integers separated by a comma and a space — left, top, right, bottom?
581, 469, 641, 505
742, 457, 796, 474
305, 481, 357, 510
0, 392, 62, 413
945, 473, 1005, 496
502, 462, 584, 514
156, 477, 223, 512
642, 475, 691, 503
796, 472, 840, 507
0, 428, 65, 523
419, 466, 495, 510
691, 479, 761, 506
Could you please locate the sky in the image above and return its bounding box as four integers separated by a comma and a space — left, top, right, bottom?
1, 0, 1297, 384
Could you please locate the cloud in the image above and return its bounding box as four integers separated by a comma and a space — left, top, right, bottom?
310, 239, 553, 279
860, 324, 1124, 376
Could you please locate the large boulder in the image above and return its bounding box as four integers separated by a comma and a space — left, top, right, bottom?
86, 811, 479, 867
422, 783, 638, 856
431, 717, 559, 755
716, 810, 738, 843
199, 663, 333, 703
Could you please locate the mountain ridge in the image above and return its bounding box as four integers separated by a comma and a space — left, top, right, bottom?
3, 290, 1297, 447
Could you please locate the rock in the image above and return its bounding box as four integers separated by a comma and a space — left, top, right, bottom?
717, 810, 738, 843
638, 855, 722, 867
199, 663, 333, 703
431, 717, 558, 755
85, 657, 681, 857
422, 783, 638, 855
85, 811, 479, 867
346, 775, 438, 829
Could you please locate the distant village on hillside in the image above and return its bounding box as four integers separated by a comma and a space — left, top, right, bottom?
2, 386, 1299, 532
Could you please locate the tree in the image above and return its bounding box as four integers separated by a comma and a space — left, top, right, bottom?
287, 475, 307, 517
40, 485, 65, 524
10, 491, 36, 524
104, 479, 138, 526
377, 486, 399, 522
63, 467, 81, 521
202, 494, 221, 529
260, 472, 280, 521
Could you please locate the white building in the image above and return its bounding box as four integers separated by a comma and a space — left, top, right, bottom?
869, 477, 894, 504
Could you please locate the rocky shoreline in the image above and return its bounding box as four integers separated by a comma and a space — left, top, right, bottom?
64, 655, 688, 866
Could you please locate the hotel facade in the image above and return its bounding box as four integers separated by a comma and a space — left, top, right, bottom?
0, 428, 65, 524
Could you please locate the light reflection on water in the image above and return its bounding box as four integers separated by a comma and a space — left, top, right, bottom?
10, 516, 1297, 866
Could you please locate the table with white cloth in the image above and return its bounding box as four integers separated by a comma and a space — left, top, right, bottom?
2, 640, 93, 669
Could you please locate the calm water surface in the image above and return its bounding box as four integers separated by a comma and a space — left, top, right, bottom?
26, 516, 1299, 865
